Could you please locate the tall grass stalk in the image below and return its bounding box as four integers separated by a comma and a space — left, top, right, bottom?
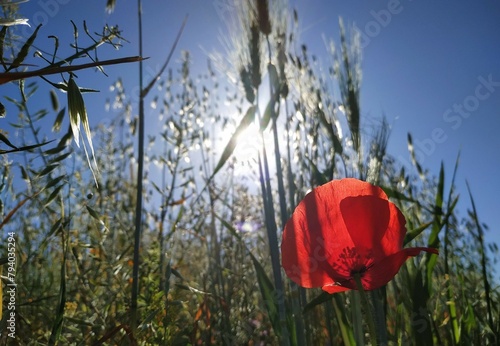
257, 130, 290, 345
130, 3, 186, 331
130, 0, 144, 330
467, 181, 495, 340
263, 40, 293, 346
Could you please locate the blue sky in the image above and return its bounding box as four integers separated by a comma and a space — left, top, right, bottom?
3, 1, 500, 260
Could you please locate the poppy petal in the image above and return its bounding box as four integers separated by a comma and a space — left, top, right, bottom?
360, 247, 439, 290
322, 283, 352, 294
340, 196, 390, 259
281, 194, 352, 287
314, 178, 389, 203
379, 202, 407, 254
340, 196, 407, 260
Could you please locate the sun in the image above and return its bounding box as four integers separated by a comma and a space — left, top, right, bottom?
215, 115, 275, 178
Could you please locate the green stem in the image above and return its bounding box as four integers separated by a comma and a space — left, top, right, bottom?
332, 295, 355, 346
371, 288, 388, 345
351, 289, 365, 346
353, 273, 378, 346
131, 0, 144, 331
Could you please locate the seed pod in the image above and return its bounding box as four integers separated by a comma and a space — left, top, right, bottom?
249, 23, 261, 89
256, 0, 271, 36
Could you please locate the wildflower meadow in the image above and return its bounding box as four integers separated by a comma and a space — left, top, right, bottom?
0, 1, 498, 345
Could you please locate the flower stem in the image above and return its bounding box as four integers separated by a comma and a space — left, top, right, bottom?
352, 290, 364, 346
371, 288, 388, 345
353, 273, 378, 346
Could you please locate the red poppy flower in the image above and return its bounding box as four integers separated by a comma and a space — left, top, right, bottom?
281, 178, 438, 293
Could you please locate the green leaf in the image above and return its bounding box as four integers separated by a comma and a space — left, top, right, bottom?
217, 215, 281, 337
49, 152, 71, 164
248, 250, 281, 337
240, 67, 255, 103
404, 221, 433, 245
106, 0, 117, 12
50, 89, 59, 111
49, 259, 66, 345
306, 156, 329, 186
19, 166, 29, 183
0, 132, 17, 149
0, 26, 7, 67
213, 105, 256, 175
305, 290, 369, 346
466, 181, 494, 331
86, 205, 108, 231
86, 205, 101, 221
317, 108, 343, 155
44, 184, 63, 207
268, 63, 279, 95
67, 76, 83, 147
45, 144, 67, 156
139, 308, 162, 330
435, 161, 445, 213
46, 175, 66, 190
0, 140, 55, 155
380, 186, 417, 203
7, 24, 42, 71
407, 133, 424, 177
303, 291, 333, 314
260, 98, 274, 131
37, 163, 58, 177
68, 75, 99, 184
47, 217, 63, 238
428, 162, 445, 247
171, 267, 184, 280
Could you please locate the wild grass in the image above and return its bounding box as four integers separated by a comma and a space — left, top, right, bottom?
0, 1, 499, 345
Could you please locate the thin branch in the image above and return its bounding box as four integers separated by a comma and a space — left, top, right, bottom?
0, 56, 145, 85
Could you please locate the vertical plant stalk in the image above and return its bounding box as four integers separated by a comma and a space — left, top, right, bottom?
351, 289, 364, 346
257, 145, 289, 345
332, 294, 355, 346
335, 19, 362, 176
49, 199, 68, 345
444, 153, 461, 344
371, 288, 388, 345
131, 0, 144, 330
466, 182, 494, 334
265, 34, 306, 344
353, 274, 378, 346
153, 16, 187, 292
208, 185, 230, 336
130, 5, 186, 330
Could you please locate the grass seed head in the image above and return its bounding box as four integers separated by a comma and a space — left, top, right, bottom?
256, 0, 271, 36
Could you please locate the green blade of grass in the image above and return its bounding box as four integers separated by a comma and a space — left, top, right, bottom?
404, 221, 433, 246
213, 105, 256, 175
217, 214, 282, 338
466, 181, 494, 333
260, 98, 274, 132
407, 133, 424, 177
302, 291, 332, 314
425, 162, 444, 293
444, 152, 461, 344
48, 238, 67, 345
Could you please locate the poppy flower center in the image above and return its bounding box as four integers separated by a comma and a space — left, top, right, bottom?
334, 246, 374, 280
350, 265, 368, 277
